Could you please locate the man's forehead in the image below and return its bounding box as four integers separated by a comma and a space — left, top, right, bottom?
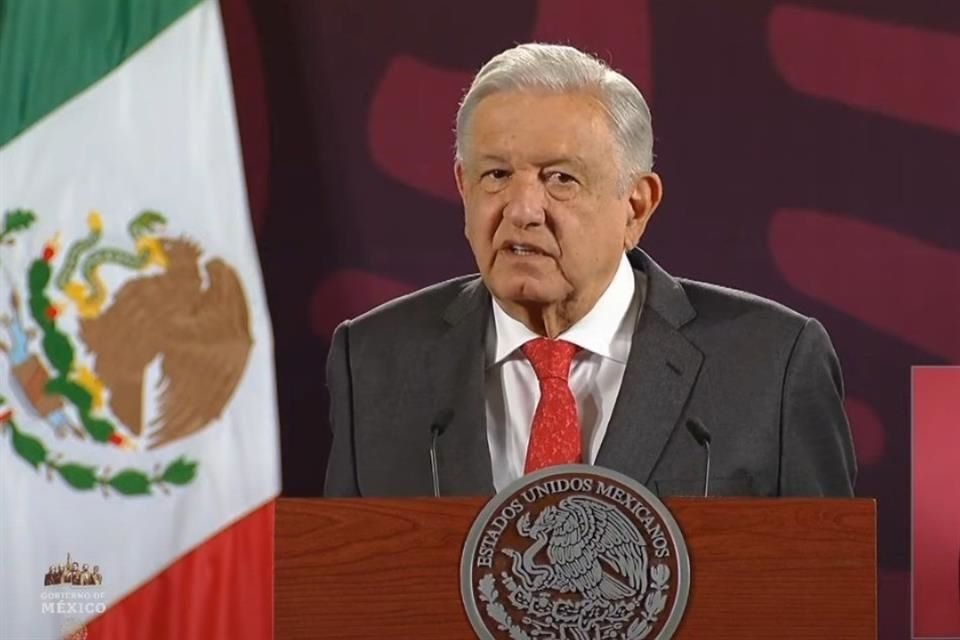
464, 90, 614, 157
471, 91, 606, 129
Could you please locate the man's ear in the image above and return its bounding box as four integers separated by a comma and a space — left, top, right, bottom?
455, 161, 470, 240
624, 172, 663, 249
454, 161, 466, 201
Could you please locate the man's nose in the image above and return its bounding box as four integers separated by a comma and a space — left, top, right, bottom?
502, 175, 546, 228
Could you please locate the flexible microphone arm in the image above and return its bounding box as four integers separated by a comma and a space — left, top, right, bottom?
685, 418, 713, 498
429, 410, 453, 498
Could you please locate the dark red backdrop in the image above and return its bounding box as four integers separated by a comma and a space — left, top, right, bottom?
219, 2, 960, 637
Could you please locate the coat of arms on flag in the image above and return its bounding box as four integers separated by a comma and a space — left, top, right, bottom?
1, 207, 252, 496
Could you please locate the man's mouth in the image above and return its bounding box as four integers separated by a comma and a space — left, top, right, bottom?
505, 243, 546, 257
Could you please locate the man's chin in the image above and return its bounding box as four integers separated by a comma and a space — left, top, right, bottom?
489, 277, 566, 308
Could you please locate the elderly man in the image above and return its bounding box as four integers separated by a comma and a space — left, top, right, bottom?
324, 43, 855, 498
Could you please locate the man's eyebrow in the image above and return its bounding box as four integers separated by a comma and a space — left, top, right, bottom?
538, 156, 588, 172
473, 153, 509, 164
468, 154, 588, 171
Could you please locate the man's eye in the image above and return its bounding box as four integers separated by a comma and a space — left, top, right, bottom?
546, 171, 577, 185
483, 169, 510, 180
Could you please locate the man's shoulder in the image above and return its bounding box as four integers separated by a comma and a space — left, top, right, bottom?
673, 277, 812, 346
632, 250, 810, 336
678, 278, 807, 323
662, 274, 836, 383
340, 273, 483, 338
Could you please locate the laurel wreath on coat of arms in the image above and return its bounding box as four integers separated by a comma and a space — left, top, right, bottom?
478, 561, 670, 640
0, 208, 253, 496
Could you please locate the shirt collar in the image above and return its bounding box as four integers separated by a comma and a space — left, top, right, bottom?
489, 252, 637, 366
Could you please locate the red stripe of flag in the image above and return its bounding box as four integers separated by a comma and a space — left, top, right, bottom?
85, 501, 274, 640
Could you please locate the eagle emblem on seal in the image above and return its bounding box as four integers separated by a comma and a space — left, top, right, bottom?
503, 496, 649, 603
461, 467, 689, 640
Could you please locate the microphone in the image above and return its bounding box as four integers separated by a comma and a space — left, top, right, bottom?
429, 410, 453, 498
685, 418, 712, 498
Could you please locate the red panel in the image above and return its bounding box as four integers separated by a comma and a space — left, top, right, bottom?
913, 367, 960, 637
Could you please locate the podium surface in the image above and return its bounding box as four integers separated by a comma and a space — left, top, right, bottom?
276, 497, 875, 639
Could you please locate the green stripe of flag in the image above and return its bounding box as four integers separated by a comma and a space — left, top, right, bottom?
0, 0, 201, 148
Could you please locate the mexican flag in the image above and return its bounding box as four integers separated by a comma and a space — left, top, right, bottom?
0, 1, 280, 639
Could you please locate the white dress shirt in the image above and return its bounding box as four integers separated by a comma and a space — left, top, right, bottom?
485, 253, 642, 491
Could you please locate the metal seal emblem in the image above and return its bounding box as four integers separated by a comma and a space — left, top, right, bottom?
461, 465, 690, 640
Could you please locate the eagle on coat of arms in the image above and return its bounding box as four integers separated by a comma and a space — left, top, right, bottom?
0, 208, 253, 493
78, 234, 253, 448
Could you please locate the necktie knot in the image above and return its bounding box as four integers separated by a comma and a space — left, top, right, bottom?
521, 338, 578, 382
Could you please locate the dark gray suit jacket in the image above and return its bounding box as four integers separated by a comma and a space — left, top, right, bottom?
324, 250, 856, 498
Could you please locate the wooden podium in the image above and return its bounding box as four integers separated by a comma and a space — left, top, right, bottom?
275, 497, 875, 639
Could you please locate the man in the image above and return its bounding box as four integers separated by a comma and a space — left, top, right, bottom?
324, 43, 855, 498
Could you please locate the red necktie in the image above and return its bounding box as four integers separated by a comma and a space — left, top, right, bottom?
521, 338, 582, 473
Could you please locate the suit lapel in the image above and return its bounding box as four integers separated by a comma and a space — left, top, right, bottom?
427, 278, 495, 496
595, 251, 704, 485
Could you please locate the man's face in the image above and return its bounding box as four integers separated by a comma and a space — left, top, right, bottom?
456, 90, 660, 331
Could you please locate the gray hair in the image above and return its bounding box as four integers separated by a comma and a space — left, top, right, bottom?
455, 43, 654, 185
